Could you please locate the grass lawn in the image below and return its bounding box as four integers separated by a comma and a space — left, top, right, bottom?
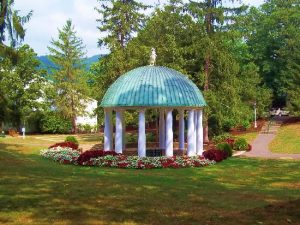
270, 122, 300, 154
0, 137, 300, 224
0, 133, 102, 149
233, 131, 258, 144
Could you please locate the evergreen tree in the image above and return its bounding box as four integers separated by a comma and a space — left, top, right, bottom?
122, 0, 271, 135
0, 0, 32, 59
95, 0, 149, 50
48, 19, 89, 133
187, 0, 248, 141
93, 0, 149, 121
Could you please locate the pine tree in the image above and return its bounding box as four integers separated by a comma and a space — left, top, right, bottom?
95, 0, 149, 50
93, 0, 150, 122
48, 19, 89, 133
122, 0, 271, 135
187, 0, 245, 141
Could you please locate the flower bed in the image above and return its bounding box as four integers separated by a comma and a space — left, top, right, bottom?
77, 150, 119, 165
213, 134, 252, 152
40, 146, 80, 164
40, 148, 215, 169
85, 155, 215, 169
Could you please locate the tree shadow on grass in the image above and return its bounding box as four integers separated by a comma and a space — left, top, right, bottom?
0, 145, 300, 224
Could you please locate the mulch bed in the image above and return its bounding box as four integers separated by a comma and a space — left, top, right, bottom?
230, 119, 266, 135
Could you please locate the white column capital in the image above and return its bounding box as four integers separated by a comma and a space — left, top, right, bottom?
137, 108, 146, 113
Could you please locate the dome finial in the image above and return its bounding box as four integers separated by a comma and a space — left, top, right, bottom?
149, 48, 157, 66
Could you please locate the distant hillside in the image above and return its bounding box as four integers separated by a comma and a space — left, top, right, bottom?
37, 54, 104, 73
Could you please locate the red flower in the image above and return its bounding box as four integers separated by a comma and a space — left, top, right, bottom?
118, 162, 129, 168
49, 142, 78, 150
77, 150, 119, 165
203, 149, 227, 162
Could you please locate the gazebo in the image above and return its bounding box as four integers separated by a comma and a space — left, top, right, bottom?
100, 65, 206, 157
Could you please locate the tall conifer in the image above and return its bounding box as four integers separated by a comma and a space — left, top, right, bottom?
48, 20, 89, 133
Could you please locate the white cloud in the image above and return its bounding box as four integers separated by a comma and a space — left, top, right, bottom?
14, 0, 264, 56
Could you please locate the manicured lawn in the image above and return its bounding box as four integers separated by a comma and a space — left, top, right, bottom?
0, 133, 102, 149
0, 137, 299, 224
233, 131, 258, 144
270, 122, 300, 154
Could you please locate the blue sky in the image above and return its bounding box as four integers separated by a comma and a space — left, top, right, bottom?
15, 0, 264, 57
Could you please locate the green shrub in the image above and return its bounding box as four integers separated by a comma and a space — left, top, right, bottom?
223, 119, 236, 132
233, 138, 248, 151
241, 120, 251, 129
126, 134, 138, 143
147, 132, 156, 142
40, 112, 72, 134
212, 133, 231, 144
83, 124, 92, 133
65, 136, 79, 145
216, 143, 233, 157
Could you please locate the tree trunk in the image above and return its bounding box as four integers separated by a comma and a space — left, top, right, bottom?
71, 96, 77, 134
203, 5, 213, 143
203, 55, 210, 143
71, 116, 76, 134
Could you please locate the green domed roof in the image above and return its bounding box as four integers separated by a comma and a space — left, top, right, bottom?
101, 66, 206, 108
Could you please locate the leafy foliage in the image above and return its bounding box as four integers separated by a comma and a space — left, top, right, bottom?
40, 112, 72, 134
246, 0, 300, 113
0, 44, 45, 128
0, 0, 32, 47
64, 136, 79, 145
216, 143, 233, 157
233, 138, 248, 151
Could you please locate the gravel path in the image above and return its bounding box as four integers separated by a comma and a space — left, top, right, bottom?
243, 117, 300, 160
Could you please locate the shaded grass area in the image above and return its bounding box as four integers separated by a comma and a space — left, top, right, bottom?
0, 141, 300, 224
270, 122, 300, 154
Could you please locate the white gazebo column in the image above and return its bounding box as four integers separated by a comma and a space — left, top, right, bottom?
138, 109, 146, 157
115, 110, 123, 154
121, 111, 125, 150
104, 109, 112, 151
196, 109, 204, 155
178, 109, 185, 151
159, 109, 165, 149
194, 110, 198, 152
187, 110, 196, 156
165, 109, 173, 157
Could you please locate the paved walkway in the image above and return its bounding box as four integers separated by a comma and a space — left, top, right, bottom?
243, 117, 300, 160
